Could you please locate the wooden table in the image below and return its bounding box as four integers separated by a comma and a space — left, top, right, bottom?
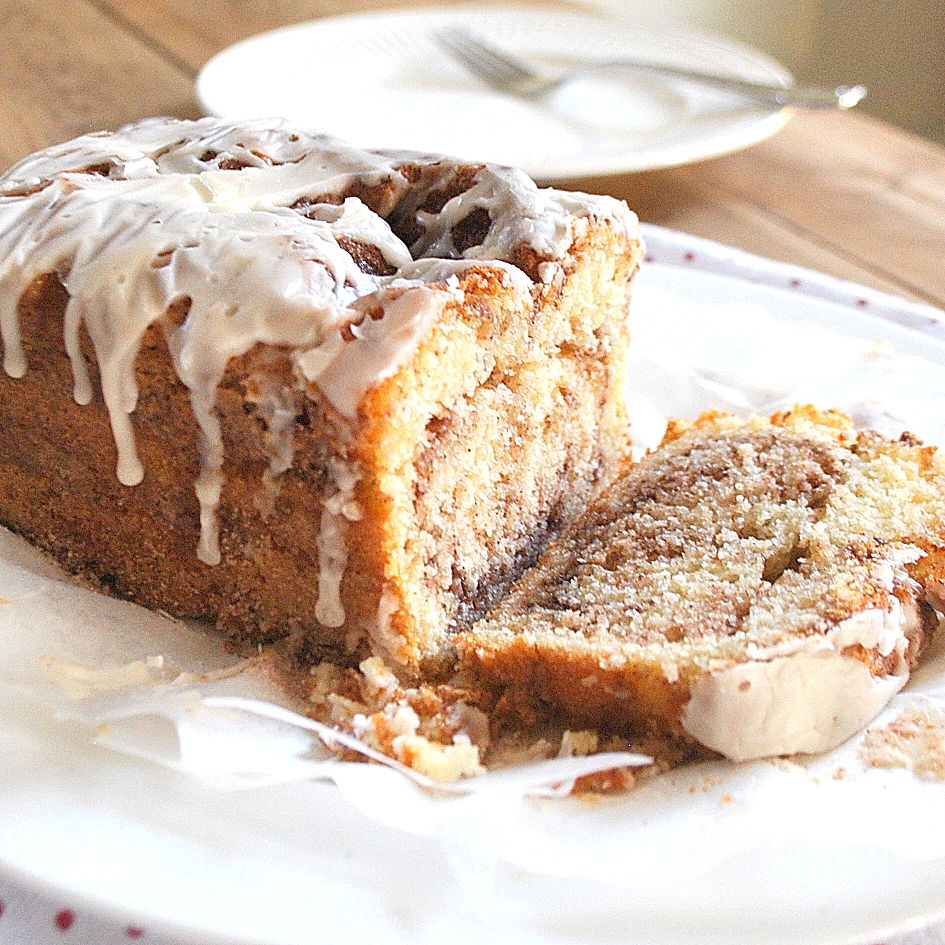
5, 0, 945, 312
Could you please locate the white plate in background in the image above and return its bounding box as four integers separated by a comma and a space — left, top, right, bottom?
196, 4, 794, 181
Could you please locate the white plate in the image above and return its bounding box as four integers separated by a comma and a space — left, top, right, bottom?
3, 241, 945, 945
196, 4, 794, 181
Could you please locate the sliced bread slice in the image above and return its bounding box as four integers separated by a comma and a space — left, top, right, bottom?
457, 406, 945, 761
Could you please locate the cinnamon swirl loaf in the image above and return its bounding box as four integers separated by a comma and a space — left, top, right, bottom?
0, 117, 642, 676
458, 407, 945, 760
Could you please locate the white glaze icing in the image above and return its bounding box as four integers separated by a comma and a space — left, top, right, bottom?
0, 117, 635, 599
681, 647, 906, 762
314, 458, 362, 628
372, 585, 405, 667
681, 598, 917, 761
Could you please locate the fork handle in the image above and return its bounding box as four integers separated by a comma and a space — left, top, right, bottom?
591, 60, 867, 110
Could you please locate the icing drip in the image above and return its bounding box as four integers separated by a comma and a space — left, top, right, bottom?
316, 459, 363, 628
0, 116, 635, 614
244, 366, 304, 519
373, 586, 404, 666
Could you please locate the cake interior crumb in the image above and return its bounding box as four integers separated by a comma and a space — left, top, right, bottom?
860, 704, 945, 779
297, 654, 700, 791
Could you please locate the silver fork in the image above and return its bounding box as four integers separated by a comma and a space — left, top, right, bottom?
435, 27, 867, 110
